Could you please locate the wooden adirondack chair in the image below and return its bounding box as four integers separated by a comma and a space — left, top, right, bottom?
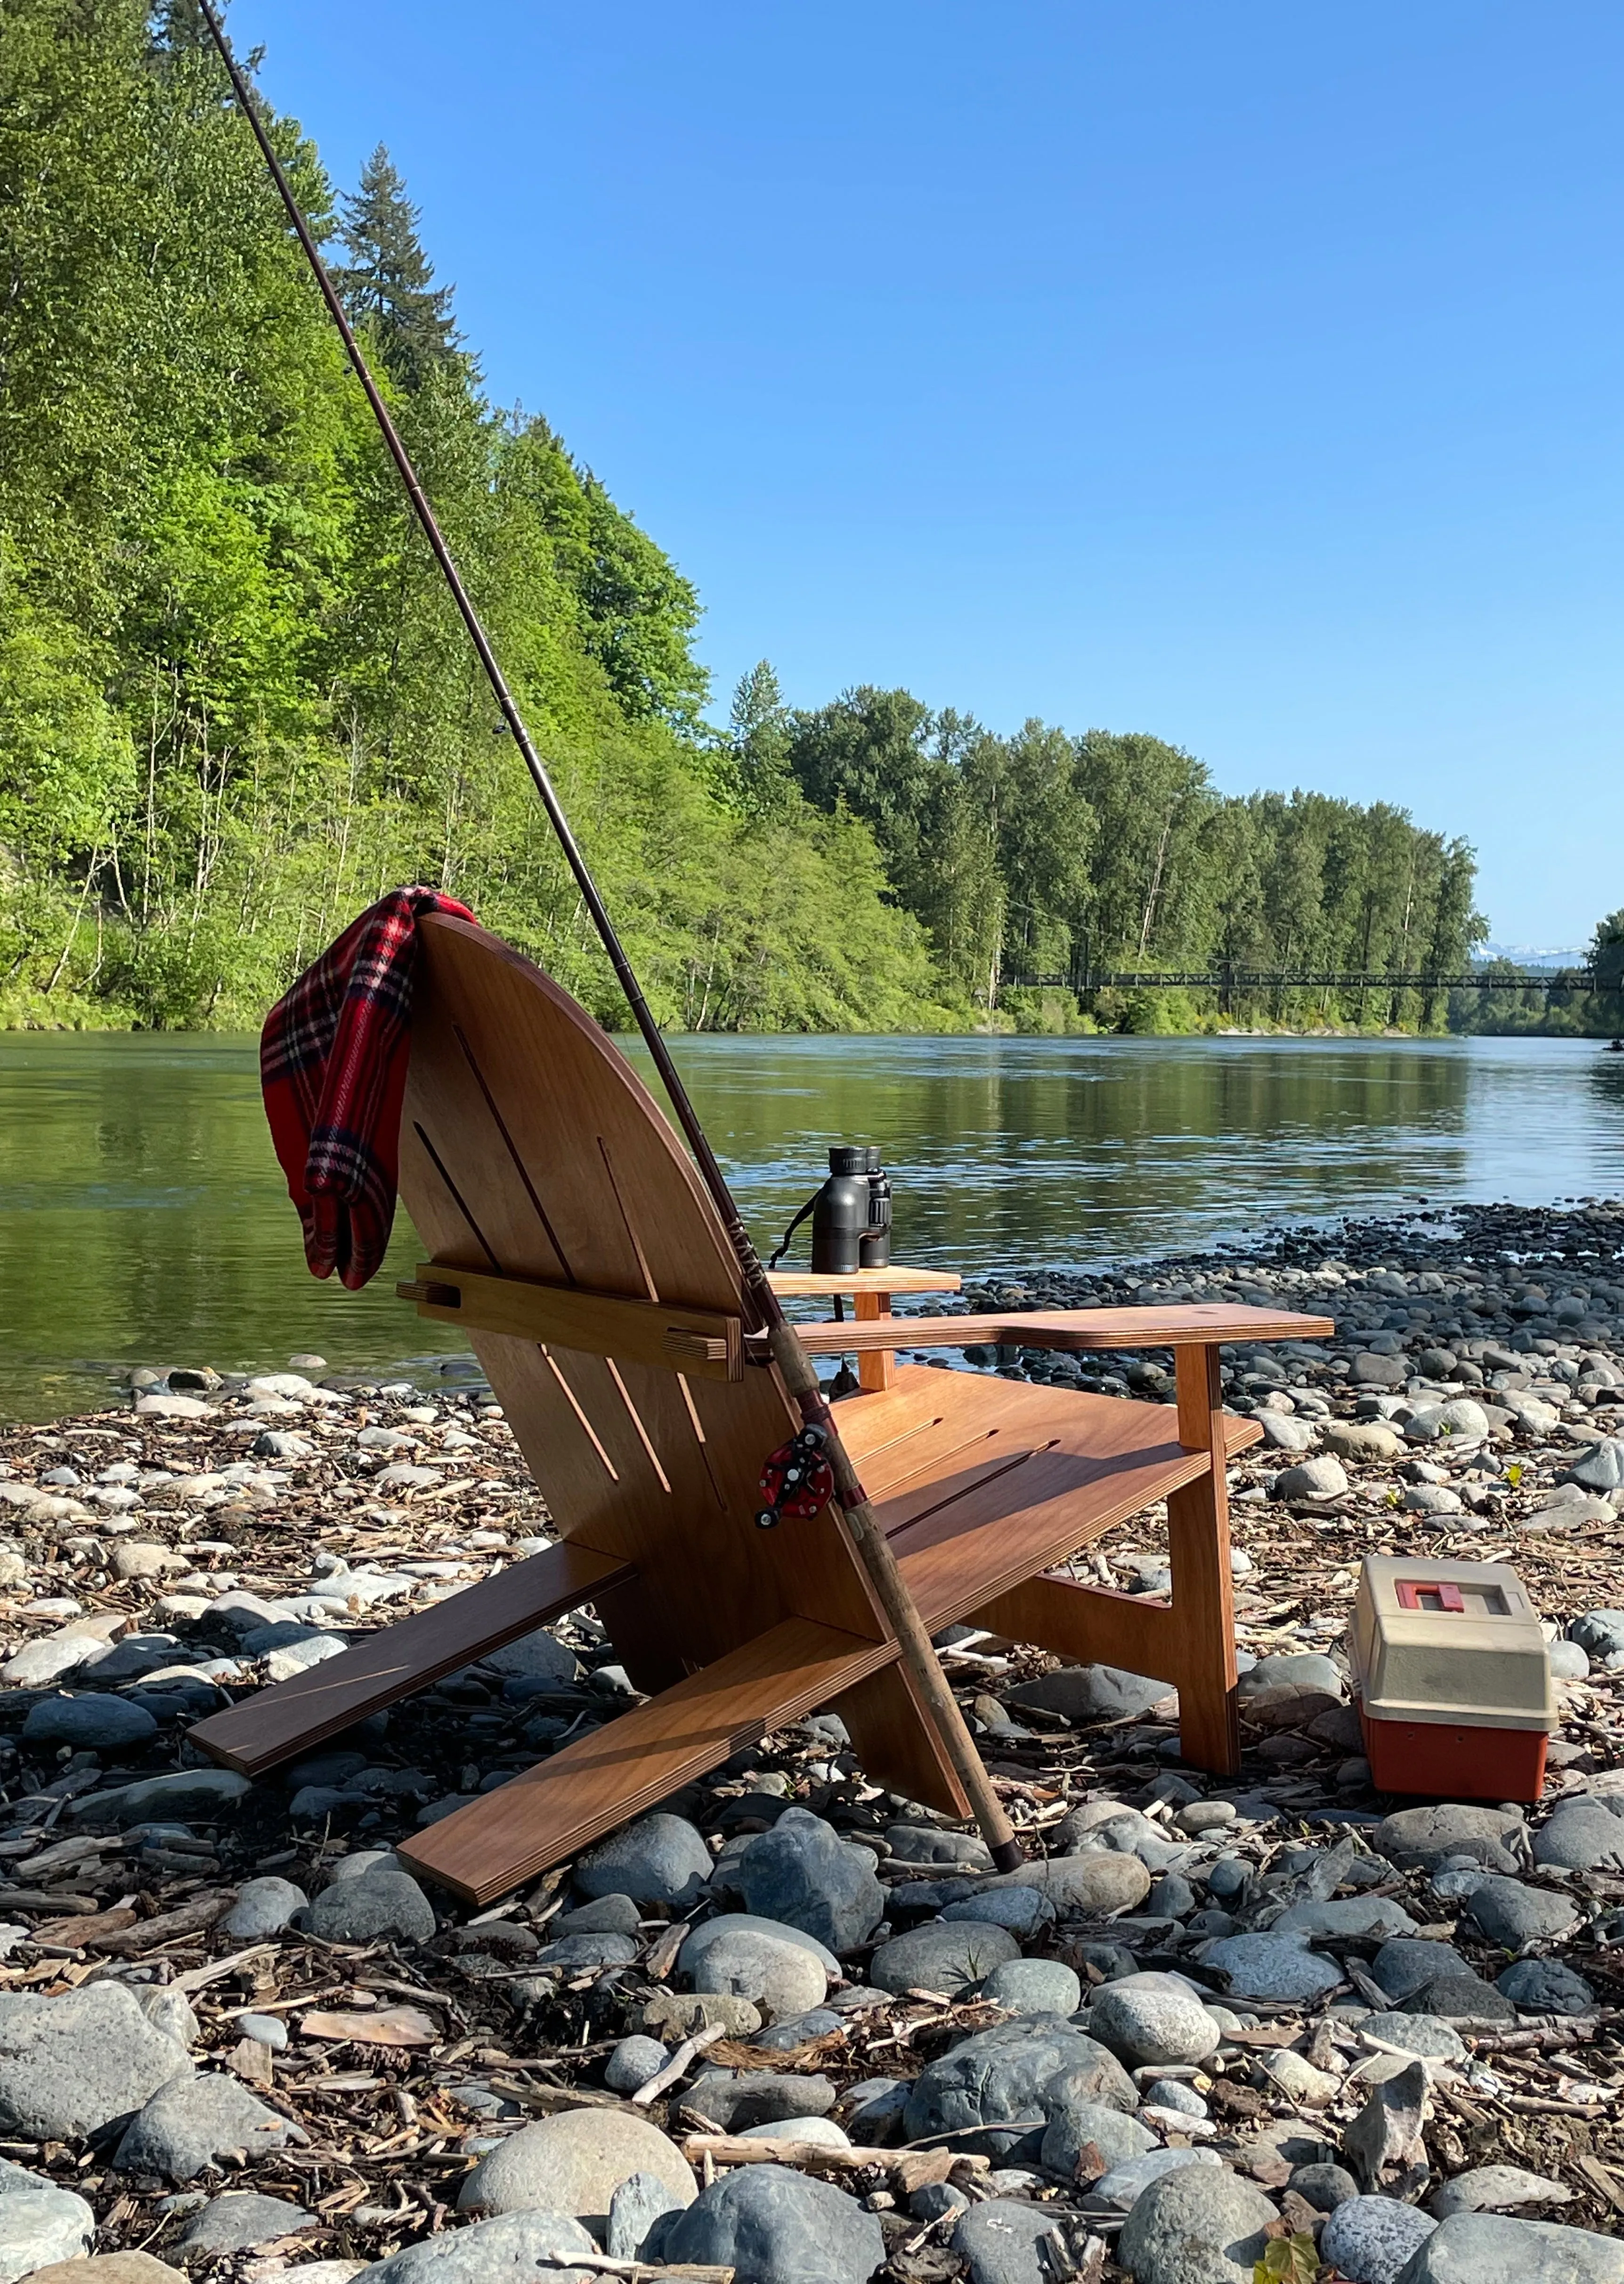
192, 915, 1330, 1906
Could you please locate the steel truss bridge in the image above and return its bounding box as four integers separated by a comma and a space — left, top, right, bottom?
1005, 964, 1597, 999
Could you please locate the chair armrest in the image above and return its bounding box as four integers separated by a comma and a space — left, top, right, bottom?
789, 1303, 1332, 1359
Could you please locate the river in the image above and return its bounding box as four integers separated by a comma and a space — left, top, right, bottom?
0, 1031, 1620, 1423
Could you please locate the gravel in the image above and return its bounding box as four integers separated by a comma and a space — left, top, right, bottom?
0, 1201, 1622, 2273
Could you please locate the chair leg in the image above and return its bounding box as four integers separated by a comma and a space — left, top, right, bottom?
1168, 1346, 1240, 1776
835, 1660, 973, 1819
974, 1354, 1241, 1777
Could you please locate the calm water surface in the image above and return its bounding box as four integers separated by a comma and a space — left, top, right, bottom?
0, 1030, 1621, 1422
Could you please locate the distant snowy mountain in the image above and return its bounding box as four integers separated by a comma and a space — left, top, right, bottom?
1477, 943, 1591, 969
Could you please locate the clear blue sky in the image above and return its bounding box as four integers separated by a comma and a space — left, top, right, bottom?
238, 0, 1623, 949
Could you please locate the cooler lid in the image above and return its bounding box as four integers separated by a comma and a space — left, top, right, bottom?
1349, 1555, 1553, 1733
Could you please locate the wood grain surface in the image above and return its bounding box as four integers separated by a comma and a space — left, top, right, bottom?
395, 916, 887, 1657
399, 1258, 745, 1380
398, 1615, 901, 1903
192, 1538, 634, 1776
767, 1267, 962, 1296
791, 1303, 1332, 1355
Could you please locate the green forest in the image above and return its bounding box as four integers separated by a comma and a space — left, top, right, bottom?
0, 1, 1612, 1035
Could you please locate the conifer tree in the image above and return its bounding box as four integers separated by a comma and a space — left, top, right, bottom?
148, 0, 217, 54
1592, 911, 1624, 1044
729, 660, 796, 821
335, 145, 459, 389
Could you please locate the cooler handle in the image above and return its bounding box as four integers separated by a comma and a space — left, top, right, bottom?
1396, 1580, 1465, 1612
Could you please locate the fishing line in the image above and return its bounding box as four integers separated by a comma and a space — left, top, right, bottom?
195, 0, 1022, 1868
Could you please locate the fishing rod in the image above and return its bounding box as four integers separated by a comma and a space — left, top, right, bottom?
195, 1, 1022, 1870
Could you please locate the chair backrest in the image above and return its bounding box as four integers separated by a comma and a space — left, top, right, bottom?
397, 917, 885, 1675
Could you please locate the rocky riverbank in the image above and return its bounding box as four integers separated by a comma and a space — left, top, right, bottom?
0, 1199, 1622, 2282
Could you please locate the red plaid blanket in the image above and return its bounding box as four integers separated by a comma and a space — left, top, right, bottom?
261, 888, 476, 1290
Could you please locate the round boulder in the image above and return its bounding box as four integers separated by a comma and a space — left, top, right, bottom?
576, 1813, 713, 1912
456, 2111, 694, 2228
662, 2163, 885, 2284
686, 1927, 828, 2022
356, 2211, 601, 2283
1321, 2195, 1437, 2284
1039, 2096, 1156, 2181
1198, 1932, 1342, 2003
1494, 1958, 1594, 2015
1272, 1456, 1349, 1502
305, 1868, 435, 1945
983, 1852, 1151, 1915
733, 1809, 885, 1953
0, 1983, 190, 2142
22, 1697, 158, 1752
869, 1921, 1018, 1998
1088, 1975, 1221, 2067
903, 2016, 1136, 2141
953, 2199, 1078, 2281
1117, 2166, 1281, 2284
978, 1959, 1082, 2016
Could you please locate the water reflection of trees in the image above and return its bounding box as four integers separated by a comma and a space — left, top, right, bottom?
1589, 1051, 1624, 1121
666, 1038, 1473, 1272
16, 1032, 1600, 1426
0, 1036, 455, 1422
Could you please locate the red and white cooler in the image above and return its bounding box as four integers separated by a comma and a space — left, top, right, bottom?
1348, 1555, 1554, 1803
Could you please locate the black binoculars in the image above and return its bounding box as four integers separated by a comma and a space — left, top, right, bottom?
771, 1143, 893, 1276
812, 1144, 893, 1275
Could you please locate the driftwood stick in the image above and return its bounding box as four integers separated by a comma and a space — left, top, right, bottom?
633, 2022, 728, 2106
535, 2258, 735, 2281
682, 2132, 993, 2186
682, 2134, 875, 2174
534, 2256, 735, 2275
1466, 2017, 1605, 2052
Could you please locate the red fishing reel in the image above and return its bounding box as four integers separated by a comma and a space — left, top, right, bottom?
755, 1423, 835, 1529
